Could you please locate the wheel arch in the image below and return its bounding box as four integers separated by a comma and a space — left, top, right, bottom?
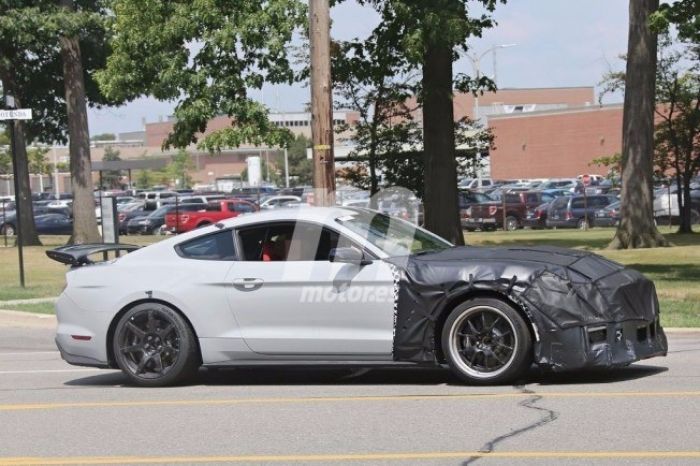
433, 289, 537, 363
106, 298, 202, 368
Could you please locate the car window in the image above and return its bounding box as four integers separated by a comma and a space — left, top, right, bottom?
505, 194, 522, 204
571, 198, 585, 209
237, 222, 357, 262
233, 202, 255, 213
541, 193, 554, 203
176, 230, 236, 261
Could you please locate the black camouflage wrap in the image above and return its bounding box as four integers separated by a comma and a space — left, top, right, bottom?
385, 246, 667, 371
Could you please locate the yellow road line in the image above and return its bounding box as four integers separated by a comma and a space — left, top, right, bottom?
1, 390, 699, 412
2, 451, 700, 465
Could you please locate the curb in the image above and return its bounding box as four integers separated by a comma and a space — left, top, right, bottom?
0, 297, 58, 306
0, 309, 55, 319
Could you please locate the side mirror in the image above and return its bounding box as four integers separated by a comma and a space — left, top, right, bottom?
328, 247, 372, 266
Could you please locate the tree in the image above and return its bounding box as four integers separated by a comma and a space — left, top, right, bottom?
0, 130, 11, 174
134, 170, 155, 189
333, 36, 420, 205
653, 38, 700, 233
97, 0, 306, 154
1, 1, 117, 245
377, 118, 492, 198
27, 147, 49, 175
610, 0, 667, 249
91, 133, 115, 141
353, 0, 502, 244
59, 0, 101, 243
100, 146, 122, 189
166, 149, 195, 189
286, 134, 313, 186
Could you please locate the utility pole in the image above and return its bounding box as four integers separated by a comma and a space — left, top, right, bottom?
309, 0, 335, 206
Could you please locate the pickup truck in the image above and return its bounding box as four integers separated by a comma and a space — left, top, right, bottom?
464, 191, 555, 231
165, 199, 258, 233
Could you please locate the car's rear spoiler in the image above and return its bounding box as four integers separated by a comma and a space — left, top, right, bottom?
46, 243, 140, 266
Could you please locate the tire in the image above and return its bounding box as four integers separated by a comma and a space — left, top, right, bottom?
441, 298, 532, 385
504, 216, 518, 231
577, 218, 590, 229
1, 223, 15, 236
112, 303, 200, 387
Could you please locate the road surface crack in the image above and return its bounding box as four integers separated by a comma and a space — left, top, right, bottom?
462, 384, 559, 465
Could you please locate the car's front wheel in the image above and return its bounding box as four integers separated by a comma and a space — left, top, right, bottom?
442, 298, 532, 385
113, 303, 200, 387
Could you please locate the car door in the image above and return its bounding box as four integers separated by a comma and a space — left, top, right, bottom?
226, 221, 395, 358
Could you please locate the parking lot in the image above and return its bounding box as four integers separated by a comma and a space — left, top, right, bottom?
1, 310, 699, 465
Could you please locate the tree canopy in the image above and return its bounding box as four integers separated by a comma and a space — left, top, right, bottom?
98, 0, 307, 152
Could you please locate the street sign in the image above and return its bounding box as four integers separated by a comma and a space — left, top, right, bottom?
0, 109, 32, 120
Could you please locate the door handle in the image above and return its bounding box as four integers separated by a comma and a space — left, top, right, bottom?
232, 277, 264, 291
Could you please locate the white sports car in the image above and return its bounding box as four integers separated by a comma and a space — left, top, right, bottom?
49, 207, 667, 387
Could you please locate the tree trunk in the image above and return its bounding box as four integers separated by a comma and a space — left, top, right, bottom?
678, 174, 693, 233
610, 0, 667, 249
59, 1, 100, 244
422, 42, 464, 245
1, 73, 41, 246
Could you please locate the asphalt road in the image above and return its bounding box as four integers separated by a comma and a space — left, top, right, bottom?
1, 310, 699, 466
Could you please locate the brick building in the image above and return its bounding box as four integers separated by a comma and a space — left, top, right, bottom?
488, 104, 623, 179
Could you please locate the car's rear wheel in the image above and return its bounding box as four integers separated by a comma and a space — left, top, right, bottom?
505, 216, 518, 231
442, 298, 532, 385
577, 217, 590, 229
113, 303, 200, 387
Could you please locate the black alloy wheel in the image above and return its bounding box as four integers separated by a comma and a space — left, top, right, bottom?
442, 298, 532, 385
113, 303, 199, 387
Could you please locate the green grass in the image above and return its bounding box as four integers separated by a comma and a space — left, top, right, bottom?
6, 301, 57, 315
1, 229, 698, 326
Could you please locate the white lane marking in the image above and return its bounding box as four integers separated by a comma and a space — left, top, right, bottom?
0, 368, 108, 375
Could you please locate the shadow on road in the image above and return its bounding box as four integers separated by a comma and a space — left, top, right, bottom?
65, 363, 667, 388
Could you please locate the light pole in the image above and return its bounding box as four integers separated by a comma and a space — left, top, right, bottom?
464, 44, 517, 120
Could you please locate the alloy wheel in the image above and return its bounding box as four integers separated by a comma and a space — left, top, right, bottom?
449, 305, 518, 378
116, 307, 181, 379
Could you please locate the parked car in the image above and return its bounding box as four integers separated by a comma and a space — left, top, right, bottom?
458, 190, 494, 228
127, 204, 208, 235
653, 189, 700, 225
466, 191, 557, 231
538, 178, 582, 194
595, 200, 621, 227
522, 201, 552, 229
165, 199, 259, 233
458, 178, 494, 191
546, 194, 618, 229
1, 211, 73, 236
118, 202, 153, 235
259, 195, 302, 209
48, 207, 667, 387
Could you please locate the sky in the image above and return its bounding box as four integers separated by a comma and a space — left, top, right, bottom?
87, 0, 630, 136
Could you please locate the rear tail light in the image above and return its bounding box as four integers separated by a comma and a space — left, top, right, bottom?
565, 211, 573, 220
488, 206, 498, 216
180, 215, 190, 223
118, 213, 125, 222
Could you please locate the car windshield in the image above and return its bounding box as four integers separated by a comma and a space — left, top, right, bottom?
336, 210, 452, 256
148, 206, 172, 218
